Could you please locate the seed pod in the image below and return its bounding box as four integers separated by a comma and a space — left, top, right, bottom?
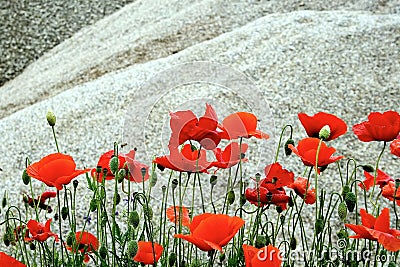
73, 180, 79, 189
341, 185, 350, 198
109, 156, 119, 175
362, 164, 374, 173
172, 179, 178, 190
210, 175, 217, 186
46, 110, 56, 126
89, 198, 97, 212
345, 192, 356, 212
61, 207, 69, 220
319, 125, 331, 140
129, 210, 140, 228
22, 169, 30, 185
338, 201, 347, 221
117, 168, 126, 183
284, 139, 295, 156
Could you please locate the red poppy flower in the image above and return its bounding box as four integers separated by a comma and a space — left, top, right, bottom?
133, 241, 163, 265
211, 142, 249, 170
0, 252, 26, 267
245, 163, 294, 210
14, 225, 29, 242
23, 191, 57, 211
382, 181, 400, 206
174, 213, 245, 252
92, 150, 149, 183
345, 208, 400, 252
166, 206, 191, 227
153, 144, 212, 173
242, 244, 282, 267
288, 177, 316, 204
353, 111, 400, 142
390, 137, 400, 157
218, 112, 269, 140
169, 103, 221, 150
298, 112, 347, 141
66, 231, 99, 263
288, 138, 343, 170
27, 153, 90, 190
25, 219, 59, 242
359, 169, 394, 191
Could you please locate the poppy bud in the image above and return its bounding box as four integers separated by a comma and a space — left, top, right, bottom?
319, 125, 331, 140
116, 169, 126, 183
61, 207, 69, 220
337, 228, 349, 240
284, 139, 295, 156
127, 240, 138, 258
96, 166, 102, 174
143, 206, 153, 220
30, 242, 36, 250
99, 245, 108, 259
168, 252, 177, 266
227, 190, 235, 205
114, 193, 121, 205
288, 197, 294, 207
54, 213, 59, 221
109, 156, 119, 175
338, 201, 347, 222
161, 185, 167, 193
219, 253, 226, 263
290, 236, 297, 250
255, 235, 266, 248
341, 185, 350, 198
315, 218, 324, 235
150, 172, 157, 187
46, 110, 56, 126
362, 164, 375, 173
22, 169, 30, 185
172, 179, 178, 190
240, 194, 246, 206
255, 173, 261, 182
73, 180, 79, 189
276, 206, 283, 213
210, 175, 217, 186
141, 167, 147, 179
395, 178, 400, 189
280, 215, 286, 225
2, 192, 7, 208
3, 228, 13, 247
66, 232, 74, 246
129, 210, 140, 228
345, 192, 356, 212
90, 198, 97, 212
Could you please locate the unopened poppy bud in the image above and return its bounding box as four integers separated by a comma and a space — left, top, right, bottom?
73, 180, 79, 189
290, 236, 297, 250
168, 252, 177, 266
395, 178, 400, 189
22, 169, 30, 185
90, 198, 97, 212
341, 185, 350, 198
150, 172, 157, 187
61, 207, 69, 220
315, 218, 324, 235
284, 139, 295, 156
276, 206, 283, 213
227, 190, 235, 205
338, 202, 347, 221
210, 175, 217, 186
255, 235, 266, 248
161, 185, 167, 193
345, 192, 356, 212
319, 125, 331, 140
240, 194, 246, 206
172, 179, 178, 190
127, 240, 138, 258
2, 192, 7, 208
46, 110, 56, 126
117, 169, 126, 183
362, 164, 375, 173
109, 156, 119, 175
141, 167, 147, 179
99, 245, 108, 259
280, 215, 285, 224
66, 232, 74, 246
219, 253, 226, 263
266, 192, 273, 202
255, 173, 261, 182
54, 213, 59, 221
30, 242, 36, 250
143, 206, 153, 220
129, 211, 139, 228
114, 193, 121, 205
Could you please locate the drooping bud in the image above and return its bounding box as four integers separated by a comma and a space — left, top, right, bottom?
227, 190, 235, 205
46, 110, 56, 126
168, 252, 177, 266
255, 235, 266, 248
319, 125, 331, 140
255, 173, 261, 182
129, 210, 139, 228
362, 164, 374, 173
90, 198, 97, 212
117, 168, 126, 183
109, 156, 119, 175
345, 192, 356, 212
2, 191, 7, 208
99, 245, 108, 259
22, 169, 30, 185
172, 179, 178, 190
338, 202, 347, 222
395, 178, 400, 189
61, 207, 69, 220
114, 193, 121, 205
210, 175, 217, 186
127, 240, 138, 258
284, 139, 295, 156
73, 180, 79, 189
341, 185, 350, 198
337, 228, 349, 240
290, 236, 297, 250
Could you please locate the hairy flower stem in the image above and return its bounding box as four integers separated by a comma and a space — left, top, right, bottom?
51, 126, 60, 153
370, 142, 386, 210
274, 124, 293, 162
57, 191, 65, 264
